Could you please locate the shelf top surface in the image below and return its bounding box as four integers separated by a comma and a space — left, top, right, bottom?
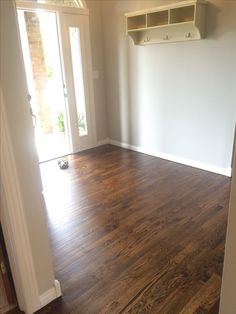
125, 0, 207, 17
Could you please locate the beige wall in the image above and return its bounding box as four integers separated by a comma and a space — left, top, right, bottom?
100, 0, 236, 171
86, 0, 108, 141
220, 136, 236, 313
0, 0, 55, 295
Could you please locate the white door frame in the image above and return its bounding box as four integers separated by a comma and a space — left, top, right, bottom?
0, 86, 41, 314
16, 0, 97, 154
219, 137, 236, 313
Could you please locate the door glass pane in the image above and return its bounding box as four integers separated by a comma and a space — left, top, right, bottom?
69, 27, 88, 136
18, 10, 69, 161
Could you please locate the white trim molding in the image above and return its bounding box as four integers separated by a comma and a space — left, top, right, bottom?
39, 280, 62, 308
0, 87, 41, 314
0, 87, 62, 314
95, 138, 232, 177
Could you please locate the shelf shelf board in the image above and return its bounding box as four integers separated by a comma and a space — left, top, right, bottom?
127, 27, 147, 33
145, 23, 170, 30
169, 20, 195, 26
128, 21, 194, 33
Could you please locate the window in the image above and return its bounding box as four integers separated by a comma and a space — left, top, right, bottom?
69, 27, 88, 136
23, 0, 84, 8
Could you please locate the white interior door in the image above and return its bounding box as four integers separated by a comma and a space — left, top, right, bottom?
59, 12, 96, 153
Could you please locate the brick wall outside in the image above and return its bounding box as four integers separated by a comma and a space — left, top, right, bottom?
25, 11, 53, 134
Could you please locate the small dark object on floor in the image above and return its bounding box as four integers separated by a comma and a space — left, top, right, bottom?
58, 159, 69, 169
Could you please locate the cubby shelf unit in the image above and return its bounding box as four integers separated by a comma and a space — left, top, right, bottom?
125, 0, 207, 45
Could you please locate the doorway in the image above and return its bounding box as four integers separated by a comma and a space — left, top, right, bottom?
17, 1, 96, 162
18, 9, 69, 162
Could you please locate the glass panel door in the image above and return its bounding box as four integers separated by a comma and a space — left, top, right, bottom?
17, 9, 70, 162
59, 13, 95, 152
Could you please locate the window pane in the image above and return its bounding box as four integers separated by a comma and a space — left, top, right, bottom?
23, 0, 82, 7
69, 27, 88, 136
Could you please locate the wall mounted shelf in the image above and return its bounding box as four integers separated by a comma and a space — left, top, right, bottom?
125, 0, 207, 45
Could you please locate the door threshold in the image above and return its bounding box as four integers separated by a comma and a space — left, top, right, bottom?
39, 153, 71, 164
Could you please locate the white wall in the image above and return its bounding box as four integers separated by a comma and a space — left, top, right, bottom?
0, 0, 55, 297
220, 139, 236, 313
86, 0, 108, 141
101, 0, 236, 171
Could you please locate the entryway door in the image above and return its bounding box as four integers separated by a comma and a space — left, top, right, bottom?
17, 2, 96, 161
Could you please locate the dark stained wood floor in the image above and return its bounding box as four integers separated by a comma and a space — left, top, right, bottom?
34, 145, 230, 313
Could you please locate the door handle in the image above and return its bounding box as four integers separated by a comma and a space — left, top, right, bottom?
30, 107, 37, 128
63, 83, 68, 98
27, 93, 37, 128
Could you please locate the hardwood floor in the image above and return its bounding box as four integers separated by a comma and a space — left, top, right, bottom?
28, 145, 231, 313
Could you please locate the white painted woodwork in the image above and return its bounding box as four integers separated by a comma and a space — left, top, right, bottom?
125, 0, 207, 45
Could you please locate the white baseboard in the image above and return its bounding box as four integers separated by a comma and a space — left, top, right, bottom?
108, 139, 232, 177
39, 280, 62, 308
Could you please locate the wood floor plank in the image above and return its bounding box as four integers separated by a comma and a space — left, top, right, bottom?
33, 145, 230, 314
179, 274, 222, 314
